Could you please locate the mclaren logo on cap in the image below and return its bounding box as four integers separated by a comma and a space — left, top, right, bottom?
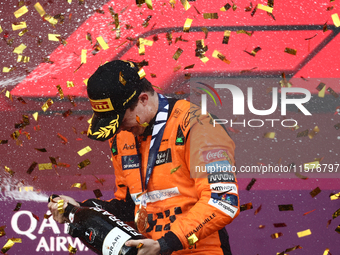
90, 98, 114, 112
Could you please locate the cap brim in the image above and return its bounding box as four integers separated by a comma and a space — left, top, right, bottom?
88, 111, 124, 141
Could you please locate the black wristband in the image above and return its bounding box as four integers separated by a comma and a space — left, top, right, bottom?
157, 237, 172, 255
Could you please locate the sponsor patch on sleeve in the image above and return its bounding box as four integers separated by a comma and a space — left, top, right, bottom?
121, 155, 140, 170
204, 160, 233, 173
208, 172, 236, 183
208, 198, 238, 218
210, 183, 238, 194
211, 193, 238, 206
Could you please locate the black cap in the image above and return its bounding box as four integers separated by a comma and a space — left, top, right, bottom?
87, 60, 145, 141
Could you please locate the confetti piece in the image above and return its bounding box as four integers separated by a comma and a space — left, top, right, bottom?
78, 146, 92, 156
42, 98, 53, 112
303, 209, 316, 216
93, 189, 103, 198
240, 202, 253, 211
0, 140, 8, 144
38, 163, 53, 170
97, 36, 109, 50
187, 233, 198, 245
34, 2, 46, 17
71, 183, 87, 189
138, 69, 146, 79
142, 15, 152, 27
13, 203, 22, 211
184, 64, 195, 70
330, 193, 340, 200
297, 229, 311, 238
180, 0, 191, 10
297, 129, 308, 137
278, 204, 294, 211
81, 49, 87, 64
259, 225, 265, 229
236, 30, 253, 36
32, 112, 38, 121
43, 14, 58, 25
274, 223, 287, 228
173, 48, 184, 61
244, 46, 262, 57
4, 166, 15, 176
183, 18, 193, 33
336, 225, 340, 234
0, 25, 2, 34
14, 6, 29, 18
331, 13, 340, 27
246, 178, 256, 191
319, 85, 326, 97
67, 81, 74, 88
304, 161, 319, 170
223, 30, 231, 44
264, 132, 275, 139
327, 87, 339, 98
5, 91, 13, 101
295, 172, 308, 180
170, 165, 181, 174
57, 199, 64, 214
310, 187, 321, 198
284, 47, 297, 55
333, 208, 340, 219
271, 232, 283, 239
220, 3, 231, 11
0, 226, 5, 237
257, 4, 273, 13
13, 43, 27, 54
284, 245, 302, 253
17, 55, 30, 63
78, 159, 91, 169
136, 115, 149, 127
203, 13, 218, 19
1, 239, 15, 254
308, 126, 319, 139
68, 244, 77, 254
48, 34, 61, 41
18, 28, 28, 36
32, 213, 39, 221
27, 162, 38, 174
212, 50, 231, 64
254, 204, 262, 215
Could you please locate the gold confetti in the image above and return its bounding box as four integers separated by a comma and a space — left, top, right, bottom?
278, 204, 294, 211
5, 90, 13, 101
183, 18, 193, 32
142, 15, 152, 27
220, 3, 231, 11
187, 233, 198, 245
83, 78, 89, 86
18, 28, 28, 36
264, 132, 275, 139
136, 115, 149, 127
180, 0, 191, 10
223, 30, 231, 44
41, 99, 53, 112
245, 46, 262, 57
57, 199, 64, 214
0, 25, 3, 34
71, 183, 86, 189
327, 219, 332, 228
173, 48, 183, 61
68, 244, 77, 254
27, 162, 38, 174
67, 81, 74, 88
78, 146, 92, 156
56, 85, 64, 99
308, 126, 319, 139
330, 192, 340, 200
323, 249, 330, 255
17, 55, 30, 63
319, 85, 326, 97
0, 140, 8, 144
0, 226, 5, 237
93, 189, 103, 198
333, 208, 340, 219
184, 64, 195, 70
236, 30, 253, 36
14, 6, 29, 18
271, 232, 283, 239
13, 203, 22, 211
310, 187, 321, 198
284, 245, 302, 253
327, 87, 339, 98
97, 36, 109, 50
138, 69, 146, 79
1, 239, 15, 254
254, 204, 262, 215
13, 43, 27, 54
170, 165, 181, 174
34, 2, 46, 17
240, 202, 253, 211
78, 159, 91, 169
259, 225, 265, 229
295, 172, 308, 180
12, 21, 27, 31
119, 72, 126, 85
304, 161, 319, 170
297, 229, 311, 238
257, 4, 273, 13
203, 13, 218, 19
32, 112, 38, 121
38, 163, 53, 170
331, 13, 340, 27
336, 225, 340, 234
4, 166, 15, 176
43, 14, 58, 25
273, 223, 287, 228
81, 49, 87, 64
284, 47, 297, 55
212, 50, 231, 64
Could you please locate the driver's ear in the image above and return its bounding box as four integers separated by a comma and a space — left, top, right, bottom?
138, 93, 149, 105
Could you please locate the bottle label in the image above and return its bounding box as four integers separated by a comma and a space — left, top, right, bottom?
102, 227, 131, 255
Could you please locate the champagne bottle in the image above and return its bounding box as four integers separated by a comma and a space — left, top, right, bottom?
49, 195, 144, 255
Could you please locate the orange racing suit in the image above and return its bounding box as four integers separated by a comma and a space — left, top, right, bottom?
80, 98, 239, 254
